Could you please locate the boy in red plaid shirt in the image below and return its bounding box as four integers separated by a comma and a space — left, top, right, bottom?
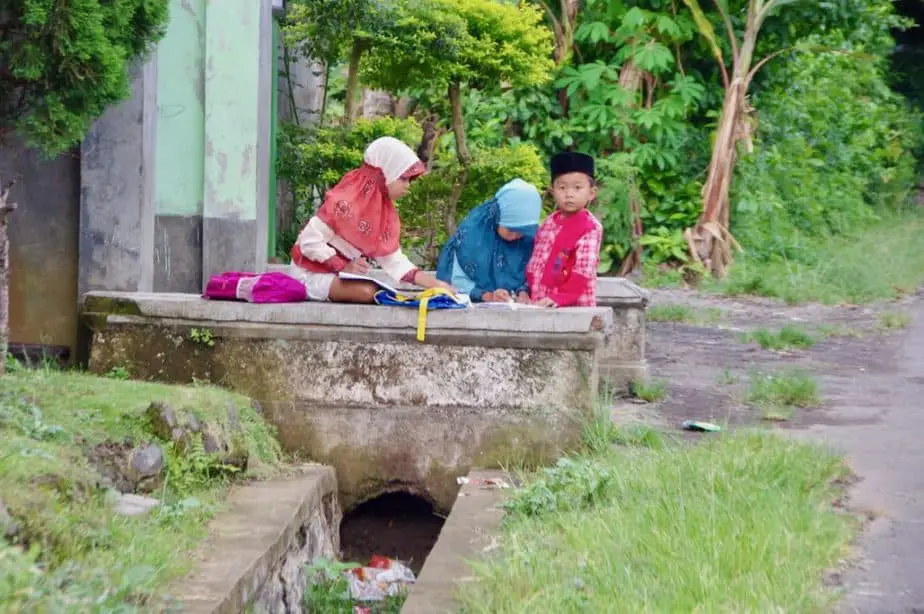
522, 152, 602, 308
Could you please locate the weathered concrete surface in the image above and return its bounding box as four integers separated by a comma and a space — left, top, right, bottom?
264, 264, 650, 388
1, 135, 80, 355
168, 465, 340, 614
80, 59, 157, 295
82, 292, 609, 511
401, 469, 510, 614
596, 277, 649, 389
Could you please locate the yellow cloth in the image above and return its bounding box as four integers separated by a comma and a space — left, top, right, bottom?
383, 287, 457, 342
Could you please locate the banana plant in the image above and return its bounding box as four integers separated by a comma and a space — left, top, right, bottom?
682, 0, 801, 278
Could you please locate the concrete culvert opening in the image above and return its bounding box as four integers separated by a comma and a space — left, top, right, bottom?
339, 491, 445, 575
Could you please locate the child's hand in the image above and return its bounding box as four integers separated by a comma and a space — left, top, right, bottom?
493, 289, 512, 302
516, 292, 531, 304
344, 257, 370, 274
433, 279, 458, 293
533, 297, 557, 308
414, 271, 457, 294
482, 291, 496, 302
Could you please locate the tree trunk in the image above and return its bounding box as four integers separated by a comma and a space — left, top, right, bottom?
612, 59, 647, 274
0, 180, 17, 375
447, 81, 471, 167
687, 3, 760, 277
343, 40, 365, 125
444, 81, 471, 236
416, 115, 445, 166
361, 89, 395, 118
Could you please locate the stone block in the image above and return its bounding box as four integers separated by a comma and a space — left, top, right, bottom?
166, 465, 340, 613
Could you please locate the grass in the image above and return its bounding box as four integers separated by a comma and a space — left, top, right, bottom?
706, 209, 924, 305
716, 368, 740, 385
629, 378, 667, 402
647, 303, 725, 325
740, 324, 817, 351
745, 368, 822, 421
0, 366, 283, 612
815, 323, 863, 338
878, 310, 912, 330
456, 430, 856, 613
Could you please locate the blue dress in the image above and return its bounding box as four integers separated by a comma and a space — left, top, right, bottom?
436, 199, 536, 302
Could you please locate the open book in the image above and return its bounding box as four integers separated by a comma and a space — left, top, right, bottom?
337, 271, 402, 295
338, 272, 472, 307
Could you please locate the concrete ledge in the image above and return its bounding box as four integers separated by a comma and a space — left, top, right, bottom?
402, 469, 510, 614
82, 291, 612, 346
265, 264, 651, 307
168, 466, 340, 614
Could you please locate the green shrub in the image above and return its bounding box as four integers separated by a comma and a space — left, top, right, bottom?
277, 116, 423, 210
732, 42, 922, 265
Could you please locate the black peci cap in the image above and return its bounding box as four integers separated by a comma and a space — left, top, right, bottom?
550, 151, 595, 182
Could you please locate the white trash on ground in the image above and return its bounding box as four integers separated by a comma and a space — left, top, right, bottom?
345, 555, 416, 603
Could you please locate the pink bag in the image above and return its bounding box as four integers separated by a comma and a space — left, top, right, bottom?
203, 272, 307, 304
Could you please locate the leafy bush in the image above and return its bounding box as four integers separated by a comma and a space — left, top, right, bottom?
732, 42, 922, 265
0, 0, 169, 156
277, 116, 423, 210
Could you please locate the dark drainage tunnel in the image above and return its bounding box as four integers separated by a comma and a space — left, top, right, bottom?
339, 492, 446, 575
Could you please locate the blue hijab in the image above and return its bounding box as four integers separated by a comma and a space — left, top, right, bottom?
436, 179, 541, 301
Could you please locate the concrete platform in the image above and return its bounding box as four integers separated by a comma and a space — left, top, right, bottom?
81, 292, 615, 512
402, 469, 511, 614
167, 465, 340, 614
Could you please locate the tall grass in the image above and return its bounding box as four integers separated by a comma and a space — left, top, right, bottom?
457, 432, 855, 613
708, 210, 924, 305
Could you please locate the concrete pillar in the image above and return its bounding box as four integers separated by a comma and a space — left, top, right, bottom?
152, 0, 206, 292
201, 0, 270, 284
79, 59, 157, 296
281, 56, 326, 126
79, 0, 274, 297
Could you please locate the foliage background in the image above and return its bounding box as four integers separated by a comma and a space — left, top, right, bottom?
277, 0, 922, 278
0, 0, 169, 156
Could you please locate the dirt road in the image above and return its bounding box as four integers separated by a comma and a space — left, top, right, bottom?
628, 288, 924, 612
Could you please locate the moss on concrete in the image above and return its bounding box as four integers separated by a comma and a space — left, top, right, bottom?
82, 295, 143, 317
473, 420, 582, 470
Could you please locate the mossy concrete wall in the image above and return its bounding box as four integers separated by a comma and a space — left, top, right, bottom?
82, 292, 611, 513
267, 264, 652, 390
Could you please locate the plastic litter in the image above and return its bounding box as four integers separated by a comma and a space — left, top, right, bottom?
681, 420, 722, 432
345, 555, 416, 602
456, 476, 511, 489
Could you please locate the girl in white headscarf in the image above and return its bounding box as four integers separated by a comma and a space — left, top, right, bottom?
290, 137, 454, 302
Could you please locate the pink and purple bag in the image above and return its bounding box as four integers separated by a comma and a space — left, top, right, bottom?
203, 272, 307, 303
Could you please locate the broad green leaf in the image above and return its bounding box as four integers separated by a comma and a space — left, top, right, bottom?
633, 42, 674, 73
576, 21, 612, 44
656, 15, 681, 38
622, 7, 651, 29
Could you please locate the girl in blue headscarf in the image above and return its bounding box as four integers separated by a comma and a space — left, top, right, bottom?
436, 178, 542, 303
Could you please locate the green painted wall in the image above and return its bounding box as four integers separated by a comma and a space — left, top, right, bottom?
154, 0, 206, 217
203, 0, 261, 221
268, 18, 280, 258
